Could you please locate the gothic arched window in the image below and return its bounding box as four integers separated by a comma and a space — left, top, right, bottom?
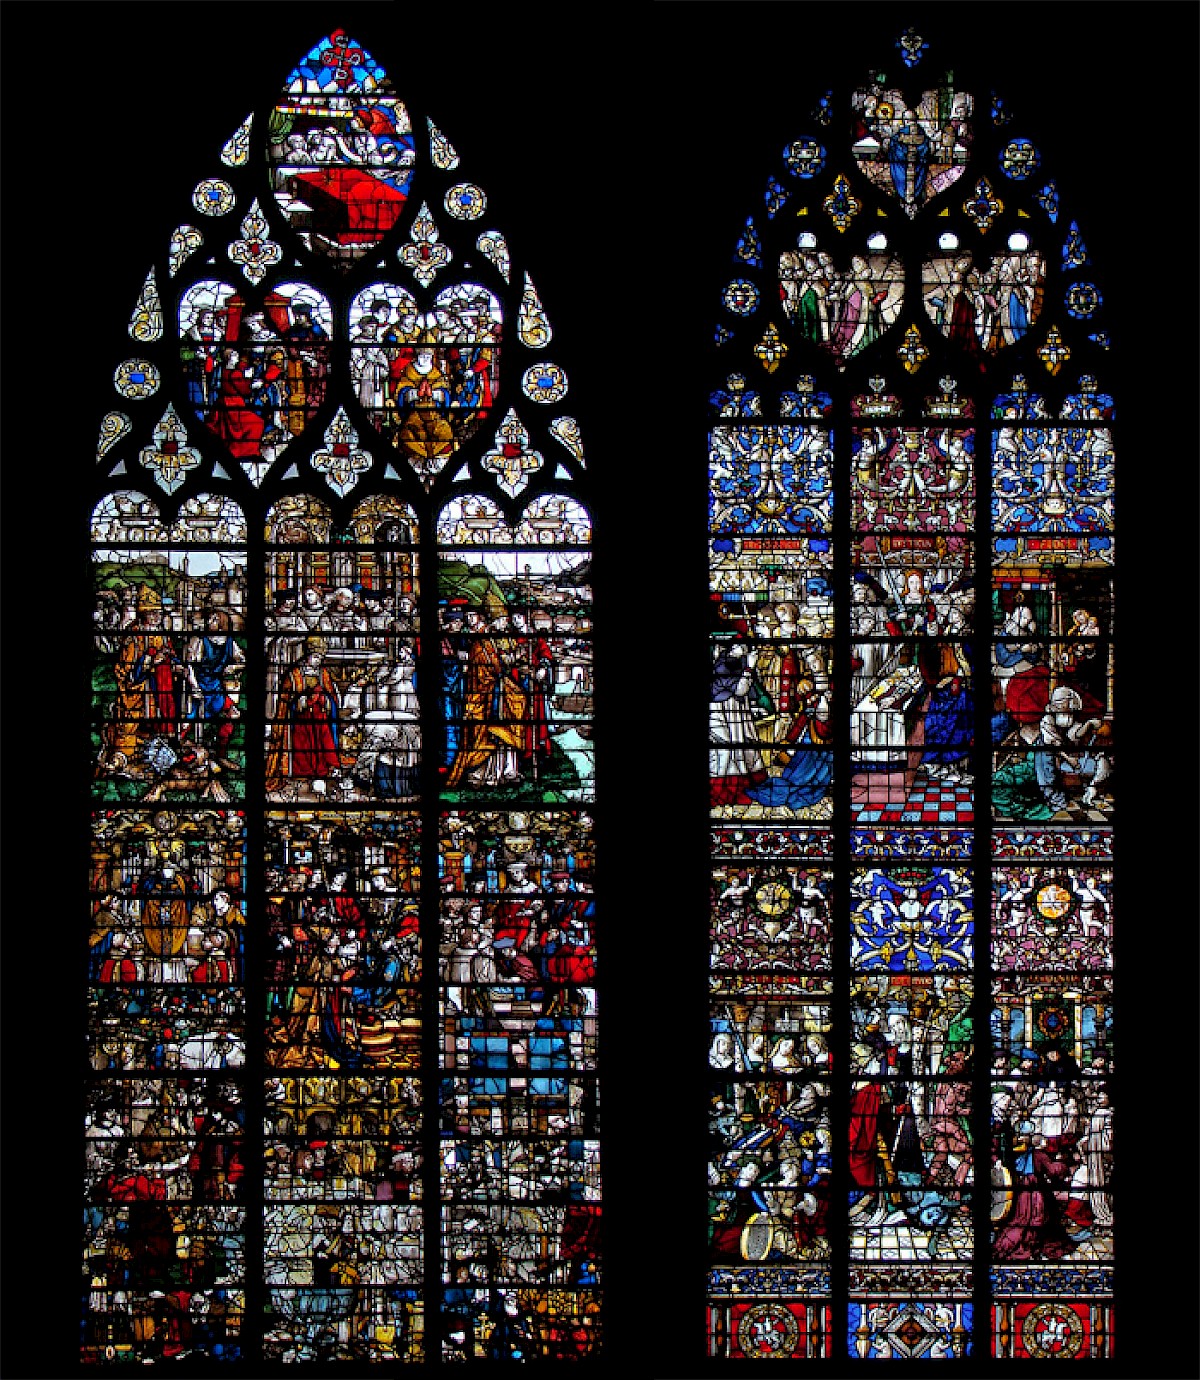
703, 23, 1116, 1363
79, 28, 601, 1365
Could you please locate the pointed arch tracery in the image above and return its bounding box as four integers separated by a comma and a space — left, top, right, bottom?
704, 26, 1113, 1363
84, 28, 600, 1366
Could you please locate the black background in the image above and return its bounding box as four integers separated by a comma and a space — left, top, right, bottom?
2, 3, 1196, 1377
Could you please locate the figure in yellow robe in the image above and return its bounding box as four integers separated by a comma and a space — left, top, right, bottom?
446, 609, 528, 789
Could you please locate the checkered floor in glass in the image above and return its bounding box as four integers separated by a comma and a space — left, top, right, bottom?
852, 776, 975, 826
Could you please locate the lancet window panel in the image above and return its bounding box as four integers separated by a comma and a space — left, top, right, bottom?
704, 23, 1114, 1364
81, 25, 600, 1367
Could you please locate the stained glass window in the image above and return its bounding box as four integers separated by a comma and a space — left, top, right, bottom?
73, 27, 600, 1366
4, 12, 1196, 1379
701, 22, 1123, 1365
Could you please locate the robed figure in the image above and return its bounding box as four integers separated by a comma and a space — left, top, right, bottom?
265, 639, 341, 790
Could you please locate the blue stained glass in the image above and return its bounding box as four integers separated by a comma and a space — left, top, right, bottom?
849, 1302, 973, 1359
715, 324, 733, 345
991, 91, 1011, 126
735, 216, 763, 267
784, 138, 827, 179
285, 27, 385, 92
813, 89, 833, 126
896, 27, 929, 67
1065, 281, 1102, 320
765, 174, 789, 218
992, 377, 1049, 419
1000, 138, 1041, 180
1063, 220, 1090, 268
781, 382, 833, 418
723, 278, 760, 315
1036, 180, 1059, 221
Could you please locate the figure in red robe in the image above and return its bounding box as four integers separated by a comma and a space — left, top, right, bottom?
265, 641, 341, 790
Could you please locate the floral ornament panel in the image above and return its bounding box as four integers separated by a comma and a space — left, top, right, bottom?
922, 248, 1046, 355
139, 404, 203, 494
168, 224, 203, 277
349, 280, 502, 487
784, 376, 834, 418
1063, 221, 1090, 269
549, 416, 585, 464
518, 273, 552, 348
192, 177, 235, 217
991, 428, 1114, 533
128, 268, 162, 342
851, 84, 973, 215
267, 29, 414, 270
779, 248, 904, 369
436, 492, 514, 545
481, 409, 544, 497
785, 138, 827, 179
735, 216, 763, 268
398, 202, 451, 287
1038, 324, 1071, 375
764, 173, 789, 218
309, 406, 373, 496
963, 177, 1003, 232
723, 278, 760, 316
823, 173, 860, 231
521, 361, 568, 404
114, 359, 161, 401
1065, 282, 1102, 321
709, 426, 833, 535
1036, 180, 1059, 221
1000, 138, 1041, 180
476, 230, 510, 282
220, 112, 253, 167
178, 278, 332, 486
711, 373, 763, 418
428, 117, 460, 170
754, 321, 787, 372
897, 323, 929, 373
896, 26, 929, 68
851, 377, 902, 419
513, 492, 592, 545
227, 199, 283, 284
850, 866, 974, 972
444, 182, 485, 221
97, 411, 132, 461
1061, 375, 1115, 421
851, 428, 975, 531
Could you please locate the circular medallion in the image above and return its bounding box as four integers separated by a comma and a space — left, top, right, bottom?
723, 279, 760, 315
113, 359, 161, 400
192, 178, 235, 216
784, 137, 826, 179
1036, 1003, 1070, 1040
737, 1302, 800, 1358
445, 183, 486, 220
753, 879, 794, 917
1035, 882, 1072, 920
522, 362, 569, 404
1001, 139, 1041, 180
1066, 282, 1102, 320
1022, 1302, 1084, 1358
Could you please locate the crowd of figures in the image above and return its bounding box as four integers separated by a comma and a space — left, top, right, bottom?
264, 862, 420, 1071
709, 1074, 832, 1265
779, 250, 904, 367
95, 583, 246, 802
991, 591, 1112, 821
991, 1047, 1113, 1262
350, 284, 501, 465
264, 580, 420, 803
181, 289, 330, 467
922, 250, 1046, 357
